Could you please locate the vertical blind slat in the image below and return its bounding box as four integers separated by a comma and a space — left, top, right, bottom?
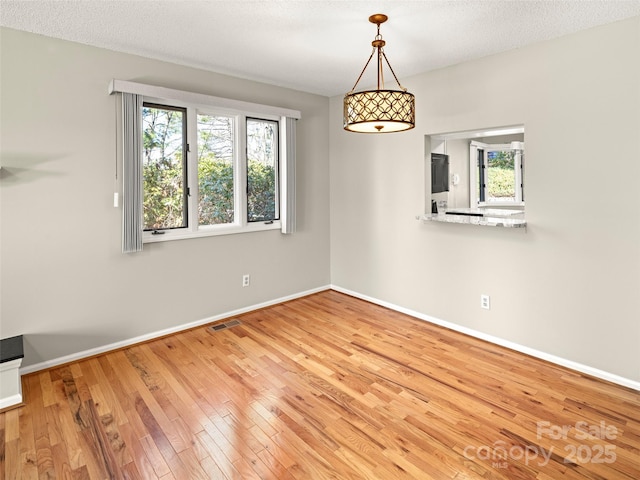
281, 117, 296, 234
122, 93, 143, 253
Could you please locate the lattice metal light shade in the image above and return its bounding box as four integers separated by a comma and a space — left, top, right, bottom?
344, 14, 415, 133
344, 90, 415, 133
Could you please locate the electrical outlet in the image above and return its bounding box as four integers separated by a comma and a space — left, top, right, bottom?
242, 274, 250, 287
480, 294, 490, 310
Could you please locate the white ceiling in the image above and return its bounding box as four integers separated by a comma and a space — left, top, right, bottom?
2, 1, 639, 96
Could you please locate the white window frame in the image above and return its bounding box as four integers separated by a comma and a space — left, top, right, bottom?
109, 80, 300, 244
470, 141, 524, 208
245, 116, 281, 224
143, 101, 283, 243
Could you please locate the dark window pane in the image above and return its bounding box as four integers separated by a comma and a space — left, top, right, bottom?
247, 118, 279, 222
142, 104, 187, 230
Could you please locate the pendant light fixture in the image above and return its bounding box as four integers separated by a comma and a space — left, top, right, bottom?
344, 14, 415, 133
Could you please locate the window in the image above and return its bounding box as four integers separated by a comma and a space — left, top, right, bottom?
142, 104, 188, 231
197, 113, 235, 226
111, 80, 299, 251
139, 102, 287, 241
471, 141, 524, 206
247, 118, 279, 222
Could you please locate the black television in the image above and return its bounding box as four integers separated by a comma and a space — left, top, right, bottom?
431, 153, 449, 194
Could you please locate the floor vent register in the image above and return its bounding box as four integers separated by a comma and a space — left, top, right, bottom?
208, 319, 242, 332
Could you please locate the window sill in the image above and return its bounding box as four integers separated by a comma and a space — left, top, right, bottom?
478, 202, 525, 208
143, 221, 282, 243
420, 213, 526, 228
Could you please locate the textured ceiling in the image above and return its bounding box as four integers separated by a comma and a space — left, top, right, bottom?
1, 1, 640, 96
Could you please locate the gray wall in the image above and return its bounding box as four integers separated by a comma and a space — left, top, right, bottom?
0, 28, 331, 367
330, 17, 640, 382
3, 17, 639, 385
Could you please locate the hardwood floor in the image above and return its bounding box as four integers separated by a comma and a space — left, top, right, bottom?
2, 290, 639, 479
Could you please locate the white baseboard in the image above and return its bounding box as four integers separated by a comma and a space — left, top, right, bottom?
20, 285, 331, 375
0, 394, 23, 411
331, 285, 640, 392
21, 284, 639, 392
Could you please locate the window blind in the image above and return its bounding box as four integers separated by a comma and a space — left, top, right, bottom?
121, 93, 143, 253
281, 117, 297, 234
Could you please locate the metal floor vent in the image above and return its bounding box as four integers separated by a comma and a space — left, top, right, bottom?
209, 319, 241, 332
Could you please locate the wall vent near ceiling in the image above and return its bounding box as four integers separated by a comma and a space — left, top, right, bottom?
208, 319, 241, 332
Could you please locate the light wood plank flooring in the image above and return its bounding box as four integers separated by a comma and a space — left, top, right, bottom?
2, 290, 639, 479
